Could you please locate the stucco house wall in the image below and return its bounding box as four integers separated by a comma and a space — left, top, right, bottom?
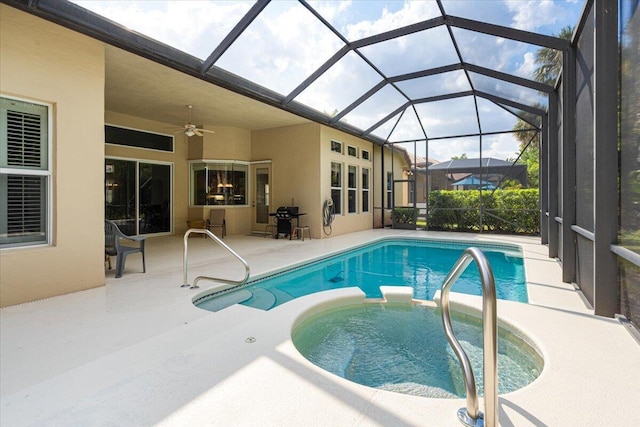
320, 126, 374, 236
0, 6, 106, 307
252, 123, 321, 237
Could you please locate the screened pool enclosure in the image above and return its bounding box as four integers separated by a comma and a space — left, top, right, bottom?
7, 0, 638, 328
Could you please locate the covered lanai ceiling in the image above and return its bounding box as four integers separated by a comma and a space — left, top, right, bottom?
7, 0, 584, 160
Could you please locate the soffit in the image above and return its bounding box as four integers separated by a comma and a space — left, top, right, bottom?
105, 46, 310, 130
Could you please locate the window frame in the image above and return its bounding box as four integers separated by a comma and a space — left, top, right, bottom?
189, 160, 249, 207
0, 95, 52, 249
105, 156, 174, 236
347, 164, 357, 214
105, 124, 175, 153
386, 171, 393, 208
330, 161, 343, 215
361, 149, 370, 161
408, 176, 415, 204
347, 145, 358, 158
330, 139, 343, 154
362, 167, 370, 213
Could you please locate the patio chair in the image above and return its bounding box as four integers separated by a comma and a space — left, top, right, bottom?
105, 220, 146, 278
264, 214, 277, 238
207, 209, 226, 238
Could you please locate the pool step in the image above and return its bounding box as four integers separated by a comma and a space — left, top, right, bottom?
247, 288, 295, 310
197, 290, 253, 312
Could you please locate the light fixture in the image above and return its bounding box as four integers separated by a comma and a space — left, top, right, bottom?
184, 128, 195, 137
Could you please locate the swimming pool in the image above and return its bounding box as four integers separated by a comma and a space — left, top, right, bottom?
195, 238, 526, 312
292, 302, 543, 398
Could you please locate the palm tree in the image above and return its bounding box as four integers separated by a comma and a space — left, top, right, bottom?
532, 26, 574, 85
512, 26, 573, 186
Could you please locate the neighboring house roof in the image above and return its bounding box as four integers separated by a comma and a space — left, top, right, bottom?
429, 157, 516, 171
390, 145, 413, 168
406, 153, 440, 168
428, 158, 528, 186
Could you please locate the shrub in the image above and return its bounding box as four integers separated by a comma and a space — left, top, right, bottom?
392, 207, 417, 225
427, 189, 539, 235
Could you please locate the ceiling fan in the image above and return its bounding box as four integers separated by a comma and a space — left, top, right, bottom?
176, 105, 214, 137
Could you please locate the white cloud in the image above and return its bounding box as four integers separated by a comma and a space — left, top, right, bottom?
307, 0, 352, 24
72, 1, 253, 59
481, 133, 522, 160
514, 51, 537, 79
344, 1, 441, 41
430, 136, 481, 161
505, 0, 573, 32
214, 2, 344, 95
295, 51, 383, 115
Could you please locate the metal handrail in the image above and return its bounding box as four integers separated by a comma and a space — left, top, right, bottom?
440, 247, 498, 427
182, 228, 250, 290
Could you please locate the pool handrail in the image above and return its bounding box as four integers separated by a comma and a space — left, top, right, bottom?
440, 247, 498, 427
182, 228, 250, 289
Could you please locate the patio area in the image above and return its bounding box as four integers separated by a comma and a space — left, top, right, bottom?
1, 230, 639, 426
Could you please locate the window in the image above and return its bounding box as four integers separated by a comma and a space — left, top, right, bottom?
0, 97, 50, 248
362, 149, 370, 161
190, 162, 248, 206
348, 165, 357, 213
347, 145, 358, 158
408, 177, 415, 204
105, 125, 174, 152
362, 168, 370, 213
105, 158, 172, 235
331, 162, 342, 215
331, 140, 342, 154
386, 172, 393, 208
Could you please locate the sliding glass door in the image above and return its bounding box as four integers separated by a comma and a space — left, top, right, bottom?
105, 158, 171, 235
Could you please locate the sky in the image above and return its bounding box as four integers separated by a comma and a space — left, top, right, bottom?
72, 0, 585, 163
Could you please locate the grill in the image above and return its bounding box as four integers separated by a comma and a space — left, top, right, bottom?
275, 206, 299, 239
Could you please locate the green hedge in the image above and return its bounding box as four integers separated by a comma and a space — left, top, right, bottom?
428, 189, 539, 235
392, 207, 417, 225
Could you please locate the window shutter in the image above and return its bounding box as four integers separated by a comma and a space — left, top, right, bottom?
6, 110, 44, 168
1, 98, 48, 170
0, 97, 49, 247
7, 175, 46, 237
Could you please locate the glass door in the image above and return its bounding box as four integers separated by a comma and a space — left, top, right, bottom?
139, 162, 171, 234
105, 159, 137, 235
105, 158, 172, 235
251, 163, 272, 232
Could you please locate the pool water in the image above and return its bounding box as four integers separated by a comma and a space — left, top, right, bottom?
292, 303, 543, 398
195, 239, 526, 311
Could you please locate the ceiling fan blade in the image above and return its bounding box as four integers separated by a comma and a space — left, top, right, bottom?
194, 129, 204, 137
199, 128, 216, 134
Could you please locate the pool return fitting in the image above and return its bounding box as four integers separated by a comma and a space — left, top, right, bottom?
182, 228, 250, 289
440, 247, 498, 427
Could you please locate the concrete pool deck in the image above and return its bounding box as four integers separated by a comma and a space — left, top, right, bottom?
1, 229, 639, 426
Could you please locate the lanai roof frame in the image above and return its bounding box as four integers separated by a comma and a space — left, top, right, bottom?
4, 0, 575, 147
